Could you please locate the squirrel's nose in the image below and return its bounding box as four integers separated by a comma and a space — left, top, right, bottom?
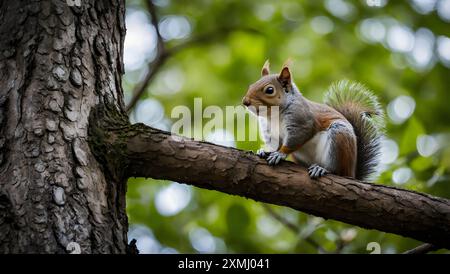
242, 97, 251, 107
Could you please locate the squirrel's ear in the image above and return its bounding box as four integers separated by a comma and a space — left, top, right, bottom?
282, 58, 293, 68
261, 59, 270, 76
278, 66, 291, 84
278, 58, 292, 84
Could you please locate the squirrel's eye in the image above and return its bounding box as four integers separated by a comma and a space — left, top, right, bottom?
264, 86, 274, 95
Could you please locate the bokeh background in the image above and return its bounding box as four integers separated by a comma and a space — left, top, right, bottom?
123, 0, 450, 254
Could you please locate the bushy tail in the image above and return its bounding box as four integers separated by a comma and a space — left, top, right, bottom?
324, 80, 385, 181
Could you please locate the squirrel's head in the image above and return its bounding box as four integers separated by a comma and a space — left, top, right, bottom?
242, 59, 294, 116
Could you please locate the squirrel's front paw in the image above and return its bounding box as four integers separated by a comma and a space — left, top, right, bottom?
257, 149, 269, 159
266, 151, 287, 166
308, 164, 328, 179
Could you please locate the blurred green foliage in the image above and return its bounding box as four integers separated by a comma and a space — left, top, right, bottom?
124, 0, 450, 254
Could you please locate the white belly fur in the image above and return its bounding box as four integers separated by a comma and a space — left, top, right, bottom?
293, 131, 332, 168
259, 116, 283, 152
259, 116, 332, 168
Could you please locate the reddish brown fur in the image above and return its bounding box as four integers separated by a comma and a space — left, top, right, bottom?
303, 100, 357, 177
280, 145, 300, 154
308, 100, 346, 130
334, 131, 357, 177
244, 75, 284, 112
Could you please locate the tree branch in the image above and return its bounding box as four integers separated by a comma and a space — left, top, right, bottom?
262, 204, 326, 253
96, 122, 450, 249
124, 25, 260, 113
125, 52, 168, 113
403, 243, 440, 254
125, 0, 166, 114
125, 0, 262, 114
146, 0, 164, 52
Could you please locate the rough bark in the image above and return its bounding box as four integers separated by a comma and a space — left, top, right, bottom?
0, 0, 128, 253
94, 122, 450, 249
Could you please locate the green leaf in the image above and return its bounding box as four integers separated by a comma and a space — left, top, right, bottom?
410, 156, 434, 172
400, 117, 425, 156
226, 203, 250, 236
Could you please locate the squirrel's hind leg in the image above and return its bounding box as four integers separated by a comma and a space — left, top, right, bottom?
326, 121, 357, 178
308, 164, 328, 179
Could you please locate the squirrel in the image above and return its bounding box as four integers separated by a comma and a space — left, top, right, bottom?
242, 60, 385, 181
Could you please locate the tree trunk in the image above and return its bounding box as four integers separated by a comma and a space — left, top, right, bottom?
0, 0, 128, 253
